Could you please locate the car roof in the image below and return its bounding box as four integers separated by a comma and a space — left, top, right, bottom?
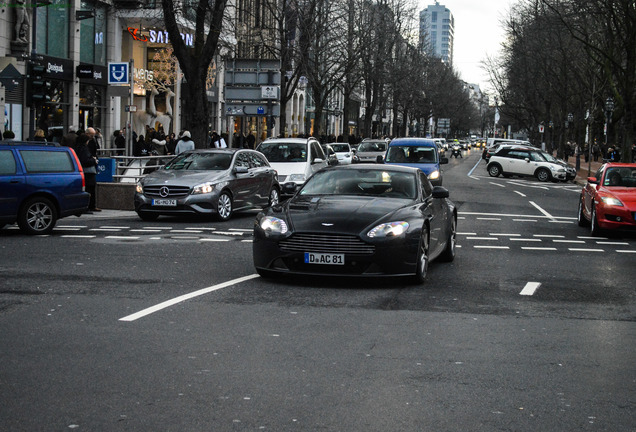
261, 137, 315, 145
388, 138, 436, 147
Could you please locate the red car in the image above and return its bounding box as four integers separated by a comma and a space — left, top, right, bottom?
578, 163, 636, 235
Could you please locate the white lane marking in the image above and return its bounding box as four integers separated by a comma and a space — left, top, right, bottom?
468, 159, 482, 177
513, 219, 538, 222
187, 227, 216, 231
520, 282, 541, 296
553, 239, 586, 244
514, 191, 527, 197
229, 228, 252, 232
54, 227, 82, 231
511, 238, 542, 242
467, 237, 499, 241
549, 220, 574, 224
568, 248, 604, 252
508, 181, 549, 191
522, 247, 557, 251
241, 239, 253, 243
61, 235, 96, 238
489, 233, 521, 237
534, 234, 564, 238
200, 238, 230, 242
529, 201, 554, 220
131, 229, 162, 233
596, 241, 629, 245
171, 229, 201, 234
56, 225, 87, 229
458, 232, 477, 235
468, 175, 480, 180
119, 274, 260, 322
106, 236, 139, 240
617, 250, 636, 253
474, 245, 509, 249
101, 226, 130, 229
215, 231, 245, 236
144, 226, 172, 230
171, 236, 200, 240
578, 236, 606, 240
89, 228, 122, 232
460, 211, 576, 221
490, 182, 506, 188
477, 217, 501, 221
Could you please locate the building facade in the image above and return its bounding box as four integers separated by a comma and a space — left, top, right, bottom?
419, 1, 454, 66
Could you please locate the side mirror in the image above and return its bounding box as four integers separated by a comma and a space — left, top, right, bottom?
234, 166, 249, 174
587, 176, 598, 184
524, 158, 531, 162
312, 157, 324, 165
432, 186, 449, 199
439, 157, 449, 164
283, 182, 297, 194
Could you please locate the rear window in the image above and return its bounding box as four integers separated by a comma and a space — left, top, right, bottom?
386, 146, 437, 164
19, 150, 74, 173
258, 142, 307, 163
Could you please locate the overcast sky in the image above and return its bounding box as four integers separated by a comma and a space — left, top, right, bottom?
417, 0, 516, 91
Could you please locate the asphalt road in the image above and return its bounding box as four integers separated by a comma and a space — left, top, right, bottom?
1, 147, 634, 431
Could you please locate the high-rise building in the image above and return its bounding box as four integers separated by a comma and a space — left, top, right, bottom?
419, 1, 454, 65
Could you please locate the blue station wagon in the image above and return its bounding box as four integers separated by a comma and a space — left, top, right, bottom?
383, 138, 449, 186
0, 141, 90, 234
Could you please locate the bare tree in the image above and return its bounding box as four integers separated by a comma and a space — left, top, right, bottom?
161, 0, 229, 148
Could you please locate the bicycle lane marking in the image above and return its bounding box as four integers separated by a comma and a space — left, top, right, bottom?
119, 274, 260, 322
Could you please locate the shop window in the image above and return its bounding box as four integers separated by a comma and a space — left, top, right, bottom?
79, 84, 105, 131
80, 2, 107, 65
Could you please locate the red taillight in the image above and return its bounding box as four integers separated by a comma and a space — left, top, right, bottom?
70, 148, 86, 190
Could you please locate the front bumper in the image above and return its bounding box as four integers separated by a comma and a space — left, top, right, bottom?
134, 192, 218, 216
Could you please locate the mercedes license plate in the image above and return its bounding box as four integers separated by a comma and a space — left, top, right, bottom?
304, 252, 344, 265
152, 199, 177, 206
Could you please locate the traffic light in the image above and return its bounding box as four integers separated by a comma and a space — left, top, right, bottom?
27, 63, 51, 104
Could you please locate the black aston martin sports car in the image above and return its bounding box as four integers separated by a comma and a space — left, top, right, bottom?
253, 164, 457, 282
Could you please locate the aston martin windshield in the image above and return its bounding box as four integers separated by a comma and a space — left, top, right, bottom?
299, 169, 417, 199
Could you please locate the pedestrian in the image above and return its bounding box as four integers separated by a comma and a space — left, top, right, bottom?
86, 127, 100, 158
592, 141, 600, 162
114, 129, 126, 154
606, 146, 619, 162
175, 130, 195, 154
61, 126, 78, 150
166, 132, 177, 154
151, 129, 167, 155
75, 133, 100, 213
33, 128, 47, 142
246, 131, 256, 149
574, 142, 581, 172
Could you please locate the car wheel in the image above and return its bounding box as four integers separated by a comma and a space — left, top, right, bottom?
439, 217, 457, 262
18, 197, 57, 235
138, 212, 159, 222
488, 164, 501, 177
590, 203, 602, 236
216, 191, 233, 221
269, 187, 280, 207
536, 168, 551, 182
414, 228, 430, 284
577, 196, 589, 227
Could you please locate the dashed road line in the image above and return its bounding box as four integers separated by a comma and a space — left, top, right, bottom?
520, 282, 541, 296
568, 248, 604, 252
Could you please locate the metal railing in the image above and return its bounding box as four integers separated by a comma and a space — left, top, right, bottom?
96, 151, 173, 183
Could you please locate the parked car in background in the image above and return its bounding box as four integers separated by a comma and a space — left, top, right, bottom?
383, 137, 449, 186
354, 139, 388, 163
486, 147, 569, 182
329, 143, 354, 165
578, 162, 636, 236
0, 141, 89, 234
253, 164, 457, 282
483, 139, 534, 160
256, 137, 328, 196
134, 148, 279, 221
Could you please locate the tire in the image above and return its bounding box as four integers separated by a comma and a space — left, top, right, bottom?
536, 168, 551, 182
577, 196, 589, 227
216, 191, 233, 221
488, 164, 501, 177
439, 217, 457, 262
18, 197, 57, 235
590, 203, 603, 236
138, 212, 159, 222
414, 227, 430, 284
268, 187, 280, 207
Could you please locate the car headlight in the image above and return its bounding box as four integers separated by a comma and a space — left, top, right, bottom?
192, 182, 215, 195
260, 216, 289, 234
600, 196, 623, 206
428, 170, 440, 180
135, 182, 143, 193
367, 221, 409, 238
288, 174, 306, 182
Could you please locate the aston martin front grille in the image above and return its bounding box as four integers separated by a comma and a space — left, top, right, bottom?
280, 233, 375, 255
143, 185, 190, 198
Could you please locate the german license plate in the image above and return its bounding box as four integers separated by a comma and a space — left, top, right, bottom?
304, 252, 344, 265
152, 199, 177, 206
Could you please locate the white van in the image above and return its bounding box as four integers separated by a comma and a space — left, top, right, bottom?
256, 137, 328, 195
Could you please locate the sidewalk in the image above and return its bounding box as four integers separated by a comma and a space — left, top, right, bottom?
79, 209, 138, 220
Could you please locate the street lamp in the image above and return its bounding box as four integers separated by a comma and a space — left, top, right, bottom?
605, 97, 614, 147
